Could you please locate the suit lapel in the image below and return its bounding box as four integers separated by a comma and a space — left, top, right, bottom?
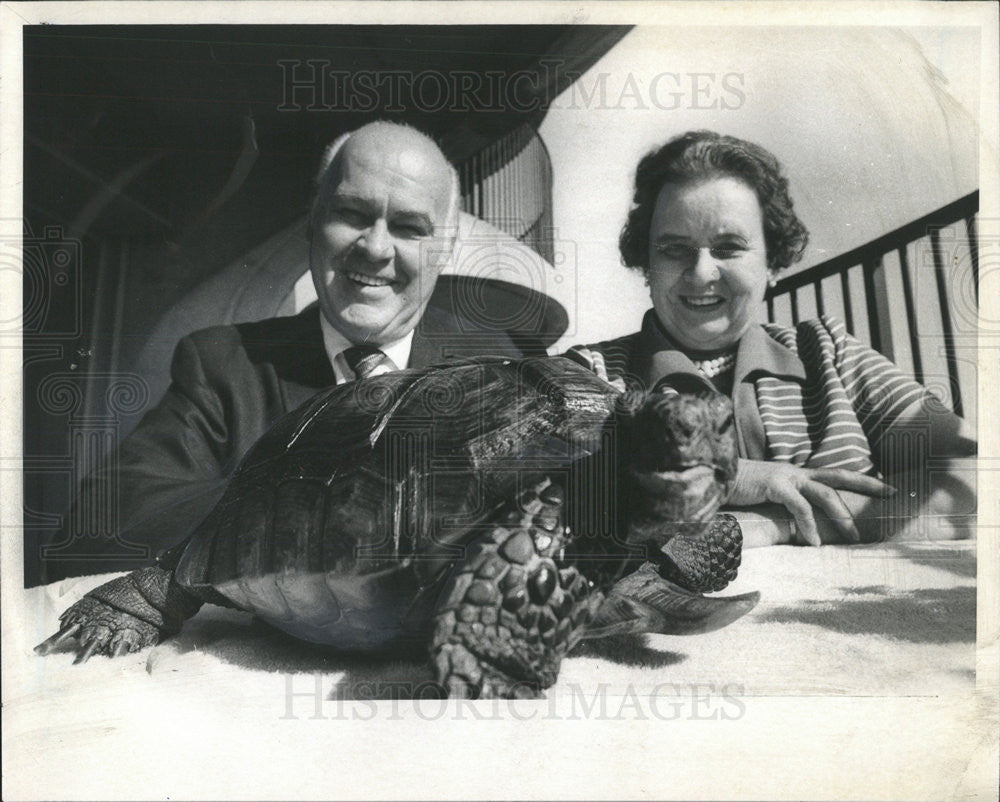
273, 306, 336, 412
274, 302, 512, 412
275, 305, 449, 412
409, 303, 476, 368
408, 322, 447, 368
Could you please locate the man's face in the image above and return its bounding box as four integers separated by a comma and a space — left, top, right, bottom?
309, 127, 455, 346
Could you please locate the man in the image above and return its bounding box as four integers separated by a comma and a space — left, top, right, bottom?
43, 122, 525, 580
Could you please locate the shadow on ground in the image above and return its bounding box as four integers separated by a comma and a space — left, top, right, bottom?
570, 633, 686, 668
153, 610, 433, 697
155, 608, 685, 698
899, 546, 977, 579
756, 585, 975, 643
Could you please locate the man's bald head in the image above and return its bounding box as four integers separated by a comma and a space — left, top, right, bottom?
308, 122, 460, 346
315, 122, 460, 228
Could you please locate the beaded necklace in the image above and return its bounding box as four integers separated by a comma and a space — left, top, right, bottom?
650, 312, 738, 379
691, 351, 737, 378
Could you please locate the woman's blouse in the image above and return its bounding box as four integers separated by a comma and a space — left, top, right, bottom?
566, 311, 944, 477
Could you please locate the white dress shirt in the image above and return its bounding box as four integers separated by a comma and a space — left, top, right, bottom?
319, 313, 414, 383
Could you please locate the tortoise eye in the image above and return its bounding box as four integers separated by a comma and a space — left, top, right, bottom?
717, 414, 734, 434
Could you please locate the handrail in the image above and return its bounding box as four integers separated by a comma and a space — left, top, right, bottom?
765, 191, 980, 418
766, 192, 979, 298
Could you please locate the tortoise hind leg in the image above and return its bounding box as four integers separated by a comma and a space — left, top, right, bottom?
35, 566, 203, 663
430, 477, 602, 699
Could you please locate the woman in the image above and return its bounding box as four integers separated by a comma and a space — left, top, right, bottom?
568, 130, 976, 546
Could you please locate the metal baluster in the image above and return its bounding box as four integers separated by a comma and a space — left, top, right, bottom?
862, 258, 882, 354
840, 267, 854, 335
896, 245, 924, 384
966, 214, 979, 300
930, 229, 963, 416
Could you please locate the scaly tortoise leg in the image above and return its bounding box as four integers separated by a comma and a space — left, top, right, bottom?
658, 512, 744, 593
35, 566, 203, 662
430, 477, 602, 699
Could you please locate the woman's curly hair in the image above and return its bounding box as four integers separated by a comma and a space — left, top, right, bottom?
619, 130, 809, 277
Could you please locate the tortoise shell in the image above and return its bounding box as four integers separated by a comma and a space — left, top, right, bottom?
174, 357, 627, 649
38, 355, 754, 696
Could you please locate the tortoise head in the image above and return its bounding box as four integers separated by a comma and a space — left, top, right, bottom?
617, 387, 738, 540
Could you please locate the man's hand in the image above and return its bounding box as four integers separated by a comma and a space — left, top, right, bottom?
728, 459, 895, 546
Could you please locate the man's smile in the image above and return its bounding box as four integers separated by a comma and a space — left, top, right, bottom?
343, 270, 399, 289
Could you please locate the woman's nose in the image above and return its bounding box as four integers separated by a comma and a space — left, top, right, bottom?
357, 219, 393, 261
688, 248, 721, 283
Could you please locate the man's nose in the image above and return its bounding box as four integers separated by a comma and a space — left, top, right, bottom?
357, 219, 393, 261
688, 248, 721, 283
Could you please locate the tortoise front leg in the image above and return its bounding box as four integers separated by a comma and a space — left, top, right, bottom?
35, 566, 202, 662
658, 512, 744, 593
430, 477, 602, 699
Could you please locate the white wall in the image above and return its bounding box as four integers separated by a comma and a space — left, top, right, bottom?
539, 26, 980, 353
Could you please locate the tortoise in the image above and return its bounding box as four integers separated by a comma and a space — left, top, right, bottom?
36, 356, 758, 698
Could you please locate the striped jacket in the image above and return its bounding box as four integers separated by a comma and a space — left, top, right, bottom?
568, 311, 940, 477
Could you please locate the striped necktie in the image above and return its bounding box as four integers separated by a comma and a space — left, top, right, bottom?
342, 345, 387, 380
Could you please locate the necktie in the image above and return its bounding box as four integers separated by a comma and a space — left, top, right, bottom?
342, 345, 387, 380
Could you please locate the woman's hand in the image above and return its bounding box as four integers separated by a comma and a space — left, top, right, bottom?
728, 459, 895, 546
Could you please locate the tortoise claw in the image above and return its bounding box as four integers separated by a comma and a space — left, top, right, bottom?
34, 623, 82, 655
445, 676, 475, 699
36, 567, 200, 664
74, 638, 101, 664
588, 564, 760, 638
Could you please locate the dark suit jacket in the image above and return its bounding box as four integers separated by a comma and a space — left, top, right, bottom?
42, 305, 525, 580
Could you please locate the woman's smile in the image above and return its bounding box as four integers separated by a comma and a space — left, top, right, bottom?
679, 293, 726, 310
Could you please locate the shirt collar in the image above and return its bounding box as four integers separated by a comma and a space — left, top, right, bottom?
636, 310, 706, 390
635, 309, 806, 389
732, 321, 807, 383
319, 313, 414, 383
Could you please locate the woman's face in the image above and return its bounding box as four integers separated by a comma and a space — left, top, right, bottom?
646, 176, 769, 353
